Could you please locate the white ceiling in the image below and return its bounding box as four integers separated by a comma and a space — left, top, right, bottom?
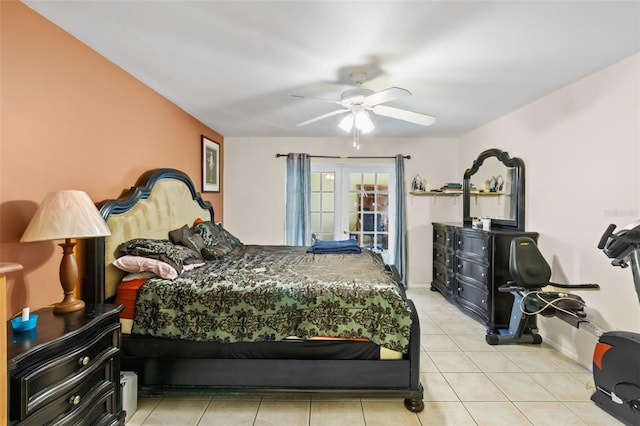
24, 1, 640, 138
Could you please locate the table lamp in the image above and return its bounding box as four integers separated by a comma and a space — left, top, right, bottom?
21, 190, 111, 313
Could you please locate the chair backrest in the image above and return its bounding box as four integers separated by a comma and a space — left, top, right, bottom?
509, 237, 552, 289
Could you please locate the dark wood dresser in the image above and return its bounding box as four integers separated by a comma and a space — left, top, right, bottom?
7, 304, 124, 425
432, 223, 538, 333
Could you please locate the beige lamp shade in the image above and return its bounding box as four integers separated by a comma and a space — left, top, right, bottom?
20, 190, 110, 313
21, 190, 110, 242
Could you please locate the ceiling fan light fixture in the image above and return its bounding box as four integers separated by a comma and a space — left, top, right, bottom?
355, 110, 374, 134
338, 114, 354, 133
293, 71, 434, 136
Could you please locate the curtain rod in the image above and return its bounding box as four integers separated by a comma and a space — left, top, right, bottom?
275, 154, 411, 160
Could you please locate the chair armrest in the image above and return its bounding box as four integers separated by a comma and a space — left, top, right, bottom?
498, 281, 523, 292
548, 282, 600, 290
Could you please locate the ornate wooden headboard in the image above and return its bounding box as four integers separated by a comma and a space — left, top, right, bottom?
83, 168, 214, 303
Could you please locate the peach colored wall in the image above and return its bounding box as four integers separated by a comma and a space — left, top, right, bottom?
1, 1, 224, 319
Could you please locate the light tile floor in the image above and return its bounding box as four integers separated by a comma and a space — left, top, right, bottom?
126, 284, 623, 425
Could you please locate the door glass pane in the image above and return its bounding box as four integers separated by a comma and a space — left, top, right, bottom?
322, 173, 335, 190
379, 213, 389, 232
349, 173, 361, 191
311, 173, 321, 191
310, 193, 321, 211
363, 173, 376, 185
348, 193, 359, 211
311, 212, 321, 232
322, 213, 334, 232
348, 213, 358, 232
322, 193, 334, 211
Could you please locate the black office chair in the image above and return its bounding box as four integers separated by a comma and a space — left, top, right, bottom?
486, 237, 599, 345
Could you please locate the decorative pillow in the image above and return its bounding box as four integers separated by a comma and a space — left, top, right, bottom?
169, 224, 206, 254
216, 223, 243, 247
117, 238, 202, 273
191, 221, 223, 247
113, 256, 178, 279
192, 220, 243, 248
201, 242, 234, 260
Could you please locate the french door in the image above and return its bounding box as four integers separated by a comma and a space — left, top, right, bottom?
310, 163, 396, 264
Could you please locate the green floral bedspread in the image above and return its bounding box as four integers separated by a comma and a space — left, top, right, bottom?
132, 245, 412, 353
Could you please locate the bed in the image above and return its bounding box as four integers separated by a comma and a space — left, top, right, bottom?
83, 168, 424, 412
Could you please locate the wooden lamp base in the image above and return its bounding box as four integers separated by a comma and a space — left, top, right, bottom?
54, 239, 85, 314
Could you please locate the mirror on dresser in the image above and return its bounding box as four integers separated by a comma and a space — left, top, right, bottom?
432, 148, 535, 335
462, 148, 525, 231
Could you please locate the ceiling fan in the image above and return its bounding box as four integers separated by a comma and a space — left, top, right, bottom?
293, 71, 436, 133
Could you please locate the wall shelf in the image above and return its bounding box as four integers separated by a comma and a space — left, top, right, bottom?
410, 191, 462, 197
470, 191, 504, 205
471, 191, 504, 197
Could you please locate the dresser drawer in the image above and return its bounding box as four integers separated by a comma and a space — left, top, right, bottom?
456, 232, 490, 260
432, 262, 454, 294
456, 276, 489, 320
433, 225, 454, 250
456, 256, 490, 285
23, 376, 118, 426
61, 383, 124, 426
433, 248, 453, 269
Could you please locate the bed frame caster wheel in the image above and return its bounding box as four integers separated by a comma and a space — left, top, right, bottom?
486, 334, 499, 345
404, 398, 424, 412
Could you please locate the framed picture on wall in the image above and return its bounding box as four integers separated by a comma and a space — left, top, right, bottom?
202, 136, 220, 193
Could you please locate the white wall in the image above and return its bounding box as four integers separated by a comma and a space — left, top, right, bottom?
223, 136, 460, 286
459, 53, 640, 366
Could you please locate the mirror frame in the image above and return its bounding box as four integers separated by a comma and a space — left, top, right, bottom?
463, 148, 525, 231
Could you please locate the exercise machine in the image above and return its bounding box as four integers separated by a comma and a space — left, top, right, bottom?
592, 220, 640, 425
486, 236, 599, 345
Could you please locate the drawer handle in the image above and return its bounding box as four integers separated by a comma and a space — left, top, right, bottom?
78, 356, 90, 366
69, 395, 81, 406
458, 287, 462, 292
482, 246, 486, 250
481, 273, 486, 277
482, 299, 486, 304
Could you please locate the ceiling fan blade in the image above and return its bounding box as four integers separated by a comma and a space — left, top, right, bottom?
372, 105, 436, 126
291, 94, 341, 105
364, 87, 411, 106
295, 109, 350, 127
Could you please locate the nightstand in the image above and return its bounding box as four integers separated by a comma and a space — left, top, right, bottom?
7, 304, 125, 425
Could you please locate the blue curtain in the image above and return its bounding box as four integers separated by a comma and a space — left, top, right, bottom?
394, 154, 407, 287
285, 153, 311, 246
